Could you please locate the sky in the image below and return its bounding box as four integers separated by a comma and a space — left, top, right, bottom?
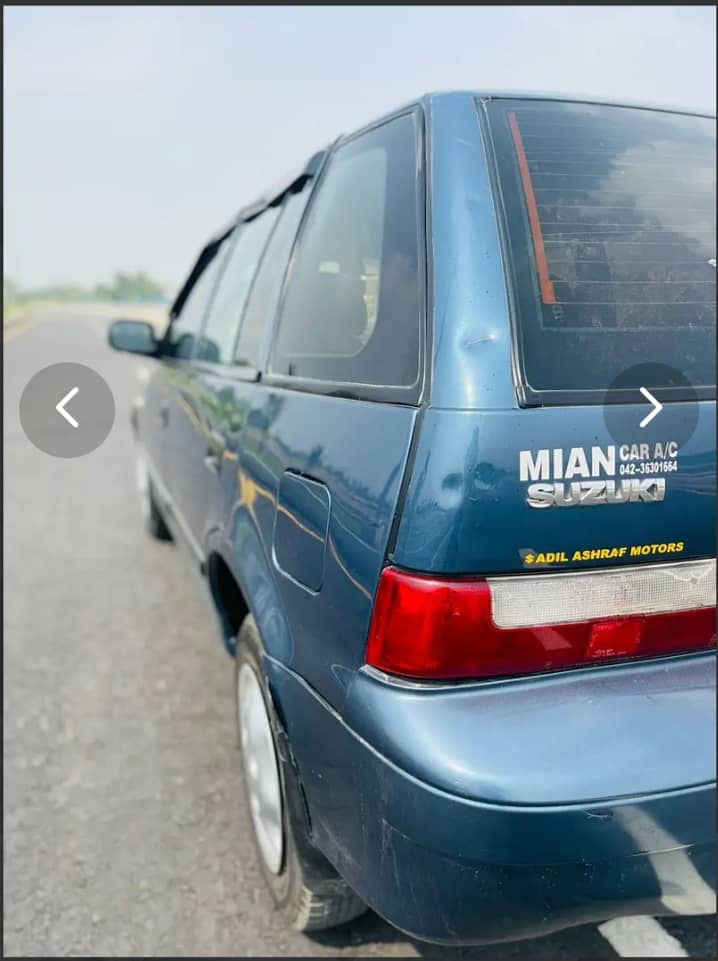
4, 5, 716, 296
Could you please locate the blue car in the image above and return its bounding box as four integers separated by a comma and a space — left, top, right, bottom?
109, 91, 716, 945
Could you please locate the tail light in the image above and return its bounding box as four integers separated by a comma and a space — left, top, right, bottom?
366, 560, 716, 680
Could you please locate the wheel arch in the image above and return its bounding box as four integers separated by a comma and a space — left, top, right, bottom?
204, 515, 294, 666
206, 551, 249, 654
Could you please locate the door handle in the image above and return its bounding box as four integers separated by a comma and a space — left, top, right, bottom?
203, 429, 226, 475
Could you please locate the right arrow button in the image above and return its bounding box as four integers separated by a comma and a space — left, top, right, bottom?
639, 386, 663, 428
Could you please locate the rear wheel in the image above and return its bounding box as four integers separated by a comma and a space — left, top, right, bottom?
234, 614, 366, 931
136, 452, 172, 541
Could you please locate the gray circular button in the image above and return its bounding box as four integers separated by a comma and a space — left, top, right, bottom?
602, 362, 699, 450
20, 363, 115, 458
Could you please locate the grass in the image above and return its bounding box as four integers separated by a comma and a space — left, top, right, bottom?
3, 300, 33, 328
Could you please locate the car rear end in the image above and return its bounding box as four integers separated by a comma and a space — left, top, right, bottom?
275, 92, 716, 944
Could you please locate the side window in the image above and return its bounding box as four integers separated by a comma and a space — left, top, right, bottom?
166, 249, 225, 359
235, 189, 309, 368
270, 113, 422, 389
195, 208, 279, 365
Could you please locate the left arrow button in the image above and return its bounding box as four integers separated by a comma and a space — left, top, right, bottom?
56, 386, 80, 428
20, 363, 115, 457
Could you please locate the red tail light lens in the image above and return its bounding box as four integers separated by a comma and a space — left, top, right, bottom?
586, 618, 643, 659
366, 566, 717, 680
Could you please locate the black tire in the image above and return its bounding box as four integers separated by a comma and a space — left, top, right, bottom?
136, 450, 172, 541
234, 614, 366, 932
145, 479, 172, 541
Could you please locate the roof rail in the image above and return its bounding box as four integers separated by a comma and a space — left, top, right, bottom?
238, 146, 329, 223
168, 145, 331, 320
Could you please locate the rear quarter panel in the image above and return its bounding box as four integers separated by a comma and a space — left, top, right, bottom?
219, 384, 417, 710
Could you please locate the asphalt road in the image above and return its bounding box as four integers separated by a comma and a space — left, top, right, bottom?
4, 310, 716, 958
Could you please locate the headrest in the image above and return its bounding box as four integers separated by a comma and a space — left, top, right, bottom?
300, 269, 367, 356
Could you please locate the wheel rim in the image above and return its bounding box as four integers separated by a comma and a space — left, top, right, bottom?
237, 663, 284, 875
135, 454, 150, 522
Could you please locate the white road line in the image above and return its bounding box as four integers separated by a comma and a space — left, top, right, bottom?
598, 916, 688, 957
615, 806, 716, 915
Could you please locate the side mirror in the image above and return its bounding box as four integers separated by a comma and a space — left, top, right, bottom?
108, 319, 159, 357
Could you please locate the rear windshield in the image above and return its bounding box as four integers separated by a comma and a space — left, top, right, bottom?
484, 99, 716, 403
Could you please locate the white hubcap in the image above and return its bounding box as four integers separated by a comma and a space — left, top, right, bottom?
237, 663, 284, 874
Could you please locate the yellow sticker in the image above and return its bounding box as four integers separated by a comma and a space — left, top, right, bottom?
523, 542, 685, 566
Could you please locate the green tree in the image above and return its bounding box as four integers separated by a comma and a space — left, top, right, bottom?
106, 271, 165, 302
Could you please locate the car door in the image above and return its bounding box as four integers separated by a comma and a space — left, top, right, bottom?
138, 354, 172, 502
175, 206, 283, 551
232, 110, 427, 710
157, 240, 228, 559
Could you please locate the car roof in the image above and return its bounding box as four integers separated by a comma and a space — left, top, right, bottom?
421, 89, 716, 119
175, 87, 713, 317
237, 89, 713, 225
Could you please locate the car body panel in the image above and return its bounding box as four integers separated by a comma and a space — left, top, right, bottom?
392, 402, 716, 575
425, 92, 518, 413
344, 655, 716, 804
227, 385, 417, 709
142, 367, 417, 714
267, 655, 716, 944
137, 363, 172, 490
393, 92, 716, 577
164, 362, 223, 554
125, 89, 715, 944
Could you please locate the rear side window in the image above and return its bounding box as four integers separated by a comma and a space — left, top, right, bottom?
166, 247, 225, 359
270, 112, 422, 392
196, 207, 279, 365
235, 189, 309, 369
485, 99, 716, 402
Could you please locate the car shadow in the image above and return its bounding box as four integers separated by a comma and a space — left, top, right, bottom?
308, 909, 619, 959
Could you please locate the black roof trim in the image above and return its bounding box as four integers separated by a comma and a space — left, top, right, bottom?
168, 223, 235, 320
168, 146, 331, 320
238, 146, 329, 223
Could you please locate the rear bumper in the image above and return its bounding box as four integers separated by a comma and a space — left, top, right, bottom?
268, 656, 716, 944
361, 825, 715, 944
